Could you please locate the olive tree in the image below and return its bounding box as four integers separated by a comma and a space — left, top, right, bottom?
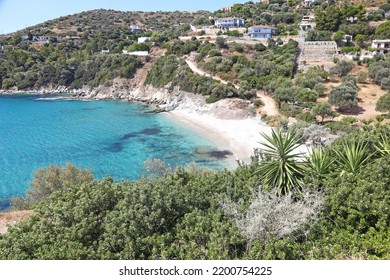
328, 84, 358, 111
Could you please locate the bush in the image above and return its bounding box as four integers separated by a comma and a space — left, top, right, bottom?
376, 93, 390, 114
330, 60, 354, 77
381, 78, 390, 90
297, 111, 316, 122
357, 72, 367, 83
254, 43, 267, 52
12, 163, 93, 210
376, 115, 385, 122
208, 49, 222, 57
215, 37, 227, 49
205, 95, 220, 103
144, 55, 179, 87
340, 46, 361, 54
221, 191, 323, 244
314, 84, 326, 96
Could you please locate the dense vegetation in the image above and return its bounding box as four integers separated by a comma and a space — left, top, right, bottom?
1, 124, 389, 260
0, 44, 142, 90
143, 36, 299, 103
14, 9, 208, 37
0, 9, 207, 90
144, 53, 238, 103
1, 0, 390, 260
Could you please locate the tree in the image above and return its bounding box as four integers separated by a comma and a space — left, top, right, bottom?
376, 93, 390, 114
12, 163, 94, 209
328, 84, 358, 112
330, 60, 353, 77
333, 30, 345, 44
256, 129, 306, 195
375, 20, 390, 39
314, 5, 343, 31
215, 37, 227, 49
311, 102, 333, 123
354, 34, 365, 48
381, 78, 390, 90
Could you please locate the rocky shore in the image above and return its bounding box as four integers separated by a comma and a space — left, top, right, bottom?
0, 78, 256, 119
1, 78, 271, 164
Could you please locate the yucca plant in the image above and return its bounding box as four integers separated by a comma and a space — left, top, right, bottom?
307, 147, 334, 178
334, 140, 371, 175
375, 133, 390, 157
256, 129, 305, 195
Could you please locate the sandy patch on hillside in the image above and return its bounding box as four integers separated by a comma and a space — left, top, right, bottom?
0, 210, 32, 234
319, 79, 388, 120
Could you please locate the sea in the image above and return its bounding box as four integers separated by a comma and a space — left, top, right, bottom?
0, 94, 232, 210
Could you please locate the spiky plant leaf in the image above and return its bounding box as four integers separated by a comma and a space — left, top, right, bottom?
256, 129, 305, 195
335, 140, 371, 175
375, 133, 390, 157
307, 147, 334, 178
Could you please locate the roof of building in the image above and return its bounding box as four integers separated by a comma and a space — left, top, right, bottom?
249, 25, 276, 29
216, 17, 245, 21
372, 39, 390, 43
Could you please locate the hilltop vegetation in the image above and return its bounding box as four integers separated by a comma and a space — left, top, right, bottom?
0, 9, 207, 91
16, 9, 209, 37
0, 0, 390, 261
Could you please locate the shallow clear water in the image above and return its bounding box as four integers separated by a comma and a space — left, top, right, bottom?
0, 94, 231, 209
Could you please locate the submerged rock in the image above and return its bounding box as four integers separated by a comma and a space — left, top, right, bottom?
196, 147, 233, 159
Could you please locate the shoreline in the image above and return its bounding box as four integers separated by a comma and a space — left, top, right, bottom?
0, 89, 274, 215
166, 109, 272, 165
1, 89, 274, 165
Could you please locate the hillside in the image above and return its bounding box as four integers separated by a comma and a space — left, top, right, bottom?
13, 9, 210, 36
0, 1, 390, 261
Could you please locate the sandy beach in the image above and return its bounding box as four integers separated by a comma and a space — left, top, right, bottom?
167, 109, 272, 166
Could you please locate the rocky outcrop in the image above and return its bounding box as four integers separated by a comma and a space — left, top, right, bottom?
64, 78, 253, 119
1, 78, 254, 120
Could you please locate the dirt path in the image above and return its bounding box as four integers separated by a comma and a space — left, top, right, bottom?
185, 59, 279, 116
0, 210, 33, 234
185, 59, 231, 86
256, 91, 279, 117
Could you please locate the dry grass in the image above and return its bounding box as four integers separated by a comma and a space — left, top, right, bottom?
318, 65, 388, 121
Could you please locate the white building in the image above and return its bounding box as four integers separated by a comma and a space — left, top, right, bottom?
303, 0, 316, 7
122, 50, 149, 56
248, 25, 277, 38
215, 18, 245, 29
299, 15, 315, 31
138, 37, 151, 43
130, 25, 143, 33
372, 39, 390, 55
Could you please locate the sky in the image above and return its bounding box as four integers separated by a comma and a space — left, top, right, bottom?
0, 0, 248, 34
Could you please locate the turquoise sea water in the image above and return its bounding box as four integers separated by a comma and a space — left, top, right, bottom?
0, 94, 231, 210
